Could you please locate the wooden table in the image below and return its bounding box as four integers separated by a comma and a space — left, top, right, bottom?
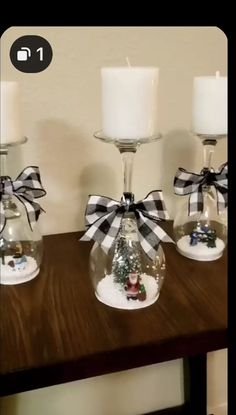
0, 223, 227, 415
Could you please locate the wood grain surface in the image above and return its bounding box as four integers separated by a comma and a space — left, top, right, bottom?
0, 222, 227, 396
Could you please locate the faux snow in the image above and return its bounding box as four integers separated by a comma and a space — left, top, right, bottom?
177, 235, 225, 261
0, 256, 39, 285
96, 273, 159, 310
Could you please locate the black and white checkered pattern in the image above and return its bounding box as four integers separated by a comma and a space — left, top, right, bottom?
80, 190, 173, 260
174, 162, 228, 216
0, 166, 46, 234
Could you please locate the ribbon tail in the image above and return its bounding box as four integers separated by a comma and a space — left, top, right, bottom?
137, 211, 174, 261
80, 211, 123, 253
16, 195, 43, 231
0, 200, 6, 235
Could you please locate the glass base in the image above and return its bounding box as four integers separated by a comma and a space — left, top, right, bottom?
0, 136, 28, 149
95, 272, 160, 310
176, 235, 225, 261
0, 257, 40, 285
191, 132, 227, 141
95, 291, 160, 310
94, 130, 162, 147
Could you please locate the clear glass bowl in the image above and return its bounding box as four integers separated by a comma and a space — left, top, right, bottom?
89, 213, 166, 310
173, 187, 227, 261
0, 196, 43, 285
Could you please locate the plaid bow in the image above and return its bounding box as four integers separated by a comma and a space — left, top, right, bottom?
80, 190, 173, 260
174, 162, 228, 216
0, 166, 46, 234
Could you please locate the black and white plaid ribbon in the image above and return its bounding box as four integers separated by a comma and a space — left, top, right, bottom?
80, 190, 173, 260
174, 162, 228, 216
0, 166, 46, 234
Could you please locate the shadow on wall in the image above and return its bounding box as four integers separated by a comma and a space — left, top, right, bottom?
160, 129, 199, 219
34, 120, 118, 234
5, 143, 25, 179
35, 119, 93, 234
79, 163, 119, 222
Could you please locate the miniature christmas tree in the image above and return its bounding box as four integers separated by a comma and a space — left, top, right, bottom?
112, 234, 142, 285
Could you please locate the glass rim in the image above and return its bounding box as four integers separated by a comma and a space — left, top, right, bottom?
93, 130, 162, 146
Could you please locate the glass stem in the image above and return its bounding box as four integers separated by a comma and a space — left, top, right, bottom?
120, 150, 135, 193
0, 148, 13, 207
196, 138, 217, 226
0, 148, 8, 177
202, 139, 217, 171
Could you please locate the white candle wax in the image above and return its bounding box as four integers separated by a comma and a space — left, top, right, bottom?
192, 72, 227, 135
101, 67, 159, 139
1, 81, 23, 145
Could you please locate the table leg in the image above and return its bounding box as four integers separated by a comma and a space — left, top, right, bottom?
183, 354, 207, 415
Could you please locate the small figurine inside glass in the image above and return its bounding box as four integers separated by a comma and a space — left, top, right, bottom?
174, 137, 227, 261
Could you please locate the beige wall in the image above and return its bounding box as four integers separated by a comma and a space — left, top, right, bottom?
0, 360, 183, 415
208, 349, 228, 415
1, 26, 227, 414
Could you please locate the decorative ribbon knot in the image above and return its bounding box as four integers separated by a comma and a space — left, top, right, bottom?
80, 190, 173, 260
0, 166, 46, 234
173, 162, 228, 216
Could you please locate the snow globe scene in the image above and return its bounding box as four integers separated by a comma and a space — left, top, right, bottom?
173, 187, 227, 261
0, 195, 43, 285
89, 213, 166, 310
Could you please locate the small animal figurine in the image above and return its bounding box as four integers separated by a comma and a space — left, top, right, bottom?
7, 254, 27, 271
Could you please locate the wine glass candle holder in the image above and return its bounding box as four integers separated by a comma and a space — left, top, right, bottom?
174, 134, 227, 261
82, 131, 172, 310
0, 139, 44, 285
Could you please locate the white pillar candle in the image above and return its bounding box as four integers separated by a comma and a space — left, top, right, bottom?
192, 72, 227, 135
1, 81, 23, 145
101, 67, 159, 139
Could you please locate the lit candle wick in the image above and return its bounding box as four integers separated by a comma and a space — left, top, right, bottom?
215, 70, 220, 78
125, 57, 131, 68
